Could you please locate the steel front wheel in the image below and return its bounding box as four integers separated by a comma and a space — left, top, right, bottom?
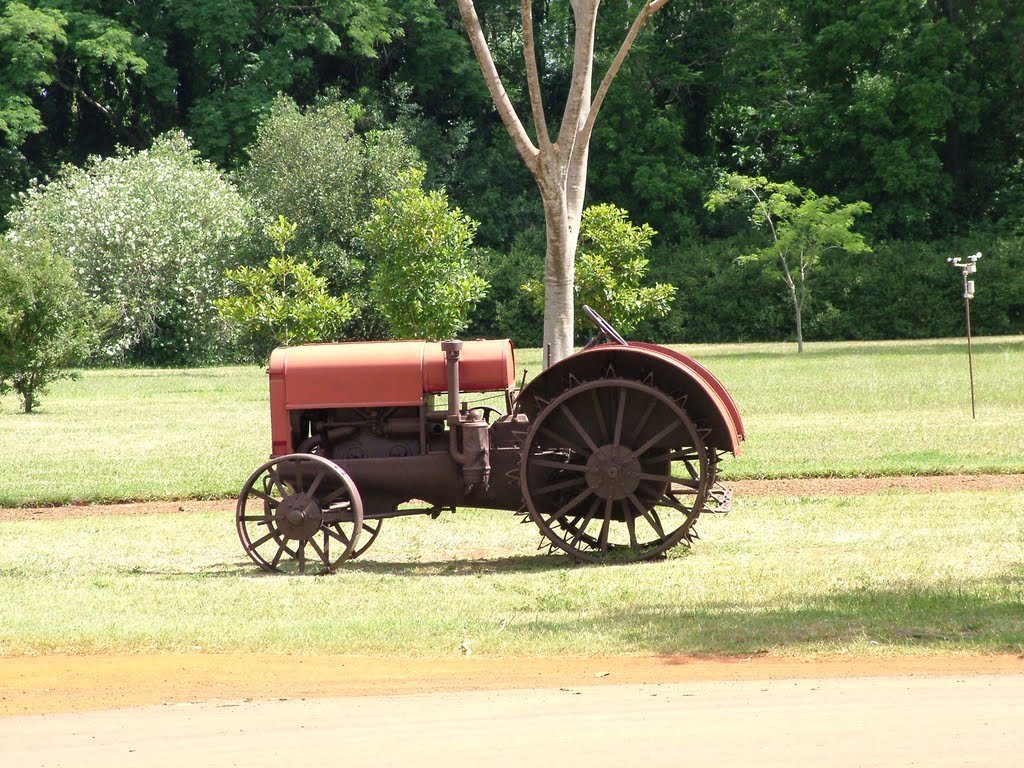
236, 453, 364, 574
520, 378, 711, 563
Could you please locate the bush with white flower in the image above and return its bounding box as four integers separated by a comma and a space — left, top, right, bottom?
5, 131, 249, 364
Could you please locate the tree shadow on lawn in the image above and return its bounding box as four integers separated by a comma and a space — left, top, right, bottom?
525, 584, 1024, 656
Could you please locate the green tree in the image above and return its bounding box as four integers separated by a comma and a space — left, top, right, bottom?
6, 131, 248, 364
523, 203, 675, 336
163, 0, 401, 164
0, 2, 67, 148
216, 216, 355, 357
706, 174, 871, 352
0, 239, 100, 413
235, 96, 420, 305
359, 169, 487, 340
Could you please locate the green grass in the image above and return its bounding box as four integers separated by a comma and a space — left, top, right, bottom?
0, 336, 1022, 506
1, 489, 1021, 657
699, 336, 1024, 478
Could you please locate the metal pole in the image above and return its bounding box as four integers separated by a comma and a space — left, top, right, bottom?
963, 276, 976, 420
948, 252, 980, 420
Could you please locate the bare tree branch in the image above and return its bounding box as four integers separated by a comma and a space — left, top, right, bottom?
455, 0, 539, 169
520, 0, 551, 149
579, 0, 670, 149
557, 0, 599, 163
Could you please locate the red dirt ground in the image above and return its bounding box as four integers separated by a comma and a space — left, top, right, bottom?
3, 474, 1022, 717
2, 652, 1022, 717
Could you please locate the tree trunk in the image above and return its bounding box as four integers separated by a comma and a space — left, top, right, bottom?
780, 256, 803, 353
455, 0, 668, 365
792, 291, 804, 354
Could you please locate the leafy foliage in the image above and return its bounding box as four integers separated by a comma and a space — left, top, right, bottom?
235, 96, 420, 302
523, 204, 675, 336
0, 239, 100, 413
216, 216, 355, 358
6, 131, 248, 364
707, 174, 871, 351
0, 2, 67, 147
360, 169, 487, 340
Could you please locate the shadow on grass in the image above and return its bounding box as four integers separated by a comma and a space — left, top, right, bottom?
190, 548, 694, 578
518, 584, 1024, 655
177, 554, 576, 578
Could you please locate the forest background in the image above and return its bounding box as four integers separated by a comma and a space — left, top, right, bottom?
2, 0, 1022, 365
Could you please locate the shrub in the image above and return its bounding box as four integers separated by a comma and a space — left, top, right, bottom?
235, 96, 420, 303
5, 131, 248, 365
522, 204, 676, 338
0, 239, 100, 412
216, 216, 355, 359
359, 169, 487, 340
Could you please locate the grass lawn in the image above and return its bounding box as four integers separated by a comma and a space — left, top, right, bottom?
0, 489, 1020, 657
1, 336, 1022, 507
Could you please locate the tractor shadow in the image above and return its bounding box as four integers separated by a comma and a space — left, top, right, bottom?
210, 548, 663, 577
212, 552, 581, 577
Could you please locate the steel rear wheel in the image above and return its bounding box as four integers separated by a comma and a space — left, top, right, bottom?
236, 453, 364, 574
520, 378, 711, 563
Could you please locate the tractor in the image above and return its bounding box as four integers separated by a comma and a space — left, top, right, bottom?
236, 307, 744, 573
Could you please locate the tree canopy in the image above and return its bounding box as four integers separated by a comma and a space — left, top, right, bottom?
1, 0, 1022, 354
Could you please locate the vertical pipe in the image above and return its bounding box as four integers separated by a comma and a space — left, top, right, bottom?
441, 340, 464, 422
964, 282, 976, 420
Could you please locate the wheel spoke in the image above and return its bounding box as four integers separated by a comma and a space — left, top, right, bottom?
266, 466, 288, 497
249, 488, 280, 507
251, 529, 278, 549
308, 535, 329, 568
560, 402, 600, 453
598, 499, 613, 552
297, 539, 307, 573
612, 388, 627, 446
530, 457, 589, 473
629, 396, 658, 446
539, 426, 587, 454
635, 471, 700, 489
658, 491, 696, 516
325, 525, 351, 547
589, 389, 610, 444
240, 513, 273, 523
292, 458, 305, 493
305, 468, 327, 499
547, 486, 595, 524
534, 475, 587, 496
631, 420, 681, 459
625, 511, 639, 550
568, 498, 602, 549
645, 448, 700, 464
627, 492, 667, 540
271, 540, 288, 568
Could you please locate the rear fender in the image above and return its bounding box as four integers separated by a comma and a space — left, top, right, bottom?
515, 344, 744, 456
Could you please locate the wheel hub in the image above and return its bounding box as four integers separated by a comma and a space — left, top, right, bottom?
585, 444, 641, 500
274, 495, 323, 540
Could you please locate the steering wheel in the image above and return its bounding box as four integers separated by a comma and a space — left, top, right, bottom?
581, 304, 629, 350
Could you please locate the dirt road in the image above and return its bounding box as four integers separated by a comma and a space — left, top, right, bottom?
2, 673, 1022, 767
